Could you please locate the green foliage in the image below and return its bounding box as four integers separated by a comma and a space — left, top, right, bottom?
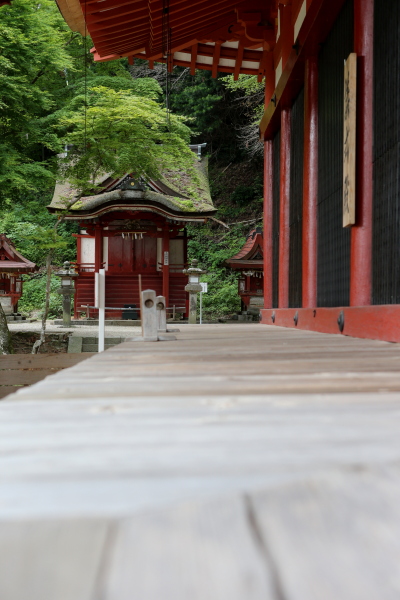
187, 223, 249, 318
18, 274, 63, 318
0, 0, 77, 200
221, 74, 264, 94
169, 70, 223, 135
0, 194, 77, 266
57, 86, 195, 195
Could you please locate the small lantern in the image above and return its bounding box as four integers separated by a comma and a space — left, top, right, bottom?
55, 261, 78, 326
183, 259, 207, 324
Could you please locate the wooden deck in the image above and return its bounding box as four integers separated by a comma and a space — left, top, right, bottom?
2, 323, 400, 600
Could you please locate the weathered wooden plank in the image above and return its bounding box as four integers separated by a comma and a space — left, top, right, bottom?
250, 467, 400, 600
343, 52, 357, 227
0, 386, 24, 399
0, 353, 95, 369
0, 370, 62, 386
0, 519, 110, 600
102, 496, 276, 600
0, 324, 400, 599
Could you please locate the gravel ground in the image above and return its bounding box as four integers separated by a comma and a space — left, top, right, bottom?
8, 320, 143, 339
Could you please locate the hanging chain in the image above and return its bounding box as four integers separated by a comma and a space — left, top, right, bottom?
162, 0, 171, 129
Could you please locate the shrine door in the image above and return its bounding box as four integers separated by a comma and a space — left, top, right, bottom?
108, 236, 133, 273
133, 237, 157, 272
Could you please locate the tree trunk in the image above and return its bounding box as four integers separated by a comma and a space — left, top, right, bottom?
32, 251, 53, 354
0, 302, 12, 355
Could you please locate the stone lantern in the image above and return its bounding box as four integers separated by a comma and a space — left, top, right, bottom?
183, 259, 207, 324
56, 261, 78, 326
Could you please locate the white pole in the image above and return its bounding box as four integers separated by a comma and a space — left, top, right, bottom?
199, 291, 202, 325
98, 269, 105, 352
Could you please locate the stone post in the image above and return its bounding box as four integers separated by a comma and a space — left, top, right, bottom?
141, 289, 158, 341
156, 295, 167, 333
183, 259, 207, 325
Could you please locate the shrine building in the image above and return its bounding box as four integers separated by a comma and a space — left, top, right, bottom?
48, 150, 215, 319
56, 0, 400, 342
0, 234, 37, 317
226, 228, 264, 316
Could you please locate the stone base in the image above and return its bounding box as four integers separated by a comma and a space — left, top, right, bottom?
127, 334, 177, 342
6, 314, 26, 323
53, 319, 141, 326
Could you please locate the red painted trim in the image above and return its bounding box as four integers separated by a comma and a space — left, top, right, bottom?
261, 306, 400, 343
263, 140, 274, 309
350, 0, 374, 306
281, 3, 293, 69
302, 56, 318, 308
278, 109, 291, 308
260, 0, 347, 140
264, 51, 275, 108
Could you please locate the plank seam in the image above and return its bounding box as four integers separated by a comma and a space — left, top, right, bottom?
244, 494, 288, 600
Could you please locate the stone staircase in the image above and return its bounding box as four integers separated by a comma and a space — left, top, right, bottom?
68, 336, 126, 353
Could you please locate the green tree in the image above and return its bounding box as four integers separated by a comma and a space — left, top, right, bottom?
57, 85, 195, 195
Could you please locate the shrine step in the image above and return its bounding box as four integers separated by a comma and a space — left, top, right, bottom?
68, 337, 127, 353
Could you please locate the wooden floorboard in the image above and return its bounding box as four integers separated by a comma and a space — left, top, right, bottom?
1, 324, 400, 600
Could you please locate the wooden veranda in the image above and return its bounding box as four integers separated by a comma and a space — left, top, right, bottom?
1, 323, 400, 599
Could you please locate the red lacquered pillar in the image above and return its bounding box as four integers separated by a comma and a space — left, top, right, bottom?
94, 223, 103, 273
278, 108, 291, 308
350, 0, 374, 306
263, 139, 274, 309
302, 57, 319, 308
162, 228, 170, 308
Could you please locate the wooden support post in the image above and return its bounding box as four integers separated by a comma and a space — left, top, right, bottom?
350, 0, 374, 306
162, 229, 170, 308
263, 139, 274, 309
278, 108, 291, 308
302, 57, 318, 308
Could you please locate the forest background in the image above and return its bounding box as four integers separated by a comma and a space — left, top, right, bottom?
0, 0, 264, 321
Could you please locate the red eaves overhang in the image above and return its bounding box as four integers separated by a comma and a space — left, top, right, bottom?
57, 0, 279, 80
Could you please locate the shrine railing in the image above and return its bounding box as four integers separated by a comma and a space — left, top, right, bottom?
158, 262, 188, 274
72, 262, 105, 273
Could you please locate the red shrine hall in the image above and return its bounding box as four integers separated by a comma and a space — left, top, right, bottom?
49, 149, 215, 319
56, 0, 400, 342
226, 228, 264, 315
0, 234, 37, 316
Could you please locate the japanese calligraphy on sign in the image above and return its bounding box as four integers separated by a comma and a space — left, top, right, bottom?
343, 53, 357, 227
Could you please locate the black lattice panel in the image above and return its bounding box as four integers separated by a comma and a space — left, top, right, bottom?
289, 88, 304, 308
272, 131, 281, 308
317, 0, 353, 307
373, 0, 400, 304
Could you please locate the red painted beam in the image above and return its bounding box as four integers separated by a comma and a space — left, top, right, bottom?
263, 140, 274, 308
278, 108, 291, 308
302, 56, 318, 308
350, 0, 374, 306
260, 306, 400, 343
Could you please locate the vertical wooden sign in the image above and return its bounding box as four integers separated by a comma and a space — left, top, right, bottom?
343, 52, 357, 227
